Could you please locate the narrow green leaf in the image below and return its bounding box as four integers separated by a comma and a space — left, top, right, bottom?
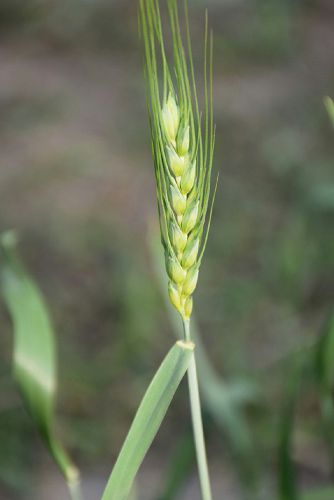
277, 316, 334, 500
314, 313, 334, 462
315, 313, 334, 391
101, 340, 194, 500
324, 96, 334, 128
0, 231, 80, 496
278, 358, 306, 500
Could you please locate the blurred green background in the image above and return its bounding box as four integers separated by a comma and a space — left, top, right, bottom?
0, 0, 333, 499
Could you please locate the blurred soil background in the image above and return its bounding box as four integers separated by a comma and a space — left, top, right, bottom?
0, 0, 333, 499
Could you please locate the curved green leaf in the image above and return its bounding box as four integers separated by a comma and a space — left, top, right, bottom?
101, 340, 194, 500
324, 96, 334, 128
0, 231, 80, 497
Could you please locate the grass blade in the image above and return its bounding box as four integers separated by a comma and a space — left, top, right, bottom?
101, 340, 194, 500
315, 313, 334, 392
278, 381, 299, 500
314, 313, 334, 462
324, 97, 334, 128
277, 350, 311, 500
0, 231, 80, 497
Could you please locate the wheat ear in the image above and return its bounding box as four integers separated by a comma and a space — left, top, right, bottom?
140, 0, 216, 322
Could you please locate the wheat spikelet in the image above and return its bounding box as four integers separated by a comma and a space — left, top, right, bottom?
162, 93, 199, 318
140, 0, 216, 321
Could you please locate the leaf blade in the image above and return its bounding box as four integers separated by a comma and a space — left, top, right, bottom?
324, 96, 334, 128
101, 340, 194, 500
0, 231, 79, 492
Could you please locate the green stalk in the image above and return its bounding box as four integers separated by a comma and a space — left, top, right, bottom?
68, 480, 83, 500
183, 319, 213, 500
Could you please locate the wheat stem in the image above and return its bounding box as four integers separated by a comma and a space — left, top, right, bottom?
183, 318, 213, 500
68, 479, 83, 500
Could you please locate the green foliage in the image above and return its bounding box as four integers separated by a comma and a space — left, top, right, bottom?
101, 340, 194, 500
278, 362, 302, 500
0, 231, 80, 497
0, 230, 194, 500
278, 314, 334, 500
324, 97, 334, 129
